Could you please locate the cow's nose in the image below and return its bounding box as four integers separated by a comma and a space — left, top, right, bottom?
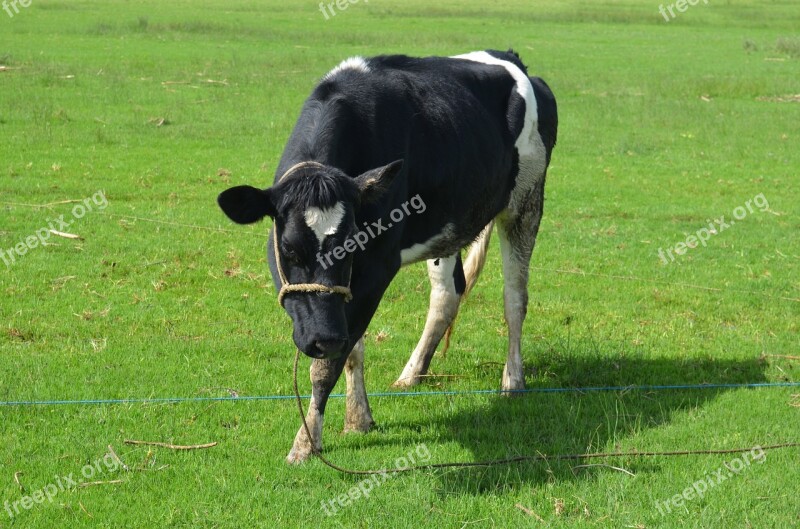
314, 339, 347, 357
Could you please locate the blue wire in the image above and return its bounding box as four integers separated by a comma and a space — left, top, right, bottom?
1, 382, 798, 407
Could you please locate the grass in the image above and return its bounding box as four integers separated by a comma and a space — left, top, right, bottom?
1, 0, 799, 527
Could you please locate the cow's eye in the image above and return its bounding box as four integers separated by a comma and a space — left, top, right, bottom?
281, 245, 301, 264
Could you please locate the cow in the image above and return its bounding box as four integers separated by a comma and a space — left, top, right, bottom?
217, 49, 558, 463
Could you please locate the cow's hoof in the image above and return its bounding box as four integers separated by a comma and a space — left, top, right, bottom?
501, 369, 526, 396
286, 446, 313, 464
286, 424, 322, 464
343, 418, 374, 434
391, 376, 419, 388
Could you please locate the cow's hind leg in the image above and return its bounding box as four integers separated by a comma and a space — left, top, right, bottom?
392, 253, 465, 387
496, 168, 546, 394
286, 354, 347, 464
344, 337, 374, 433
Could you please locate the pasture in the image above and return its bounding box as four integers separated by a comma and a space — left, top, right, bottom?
1, 0, 798, 527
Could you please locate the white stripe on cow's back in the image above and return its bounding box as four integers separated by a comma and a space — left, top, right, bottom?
322, 56, 371, 81
451, 51, 539, 157
304, 202, 345, 245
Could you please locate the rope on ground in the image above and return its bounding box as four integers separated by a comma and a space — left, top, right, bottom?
291, 349, 800, 475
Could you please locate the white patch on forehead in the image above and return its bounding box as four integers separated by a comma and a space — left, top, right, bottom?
304, 202, 345, 245
322, 56, 370, 81
452, 51, 539, 156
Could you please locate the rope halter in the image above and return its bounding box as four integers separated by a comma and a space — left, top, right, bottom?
272, 161, 354, 307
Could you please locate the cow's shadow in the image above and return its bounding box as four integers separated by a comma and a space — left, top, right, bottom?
355, 351, 768, 495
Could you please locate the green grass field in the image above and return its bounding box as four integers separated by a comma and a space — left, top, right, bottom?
1, 0, 799, 527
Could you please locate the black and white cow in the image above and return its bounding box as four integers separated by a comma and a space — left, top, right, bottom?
218, 50, 557, 462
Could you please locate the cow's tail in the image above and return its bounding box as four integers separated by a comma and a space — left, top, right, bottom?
441, 221, 494, 355
462, 221, 493, 297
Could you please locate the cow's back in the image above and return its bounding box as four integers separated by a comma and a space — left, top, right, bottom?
280, 51, 552, 261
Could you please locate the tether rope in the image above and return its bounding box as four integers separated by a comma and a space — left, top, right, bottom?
273, 227, 352, 305
291, 349, 800, 475
4, 189, 799, 472
272, 161, 353, 306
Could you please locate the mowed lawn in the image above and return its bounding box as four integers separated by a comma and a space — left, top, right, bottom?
1, 0, 799, 527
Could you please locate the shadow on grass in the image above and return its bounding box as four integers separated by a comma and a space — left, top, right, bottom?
337, 352, 768, 495
431, 353, 767, 494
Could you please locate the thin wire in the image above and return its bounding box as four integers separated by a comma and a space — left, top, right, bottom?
100, 212, 244, 234
7, 189, 798, 473
2, 381, 799, 408
531, 266, 800, 303
5, 199, 796, 302
2, 381, 799, 407
291, 350, 800, 475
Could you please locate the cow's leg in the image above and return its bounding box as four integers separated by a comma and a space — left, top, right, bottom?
392, 253, 465, 387
344, 337, 374, 433
496, 164, 546, 394
286, 354, 347, 464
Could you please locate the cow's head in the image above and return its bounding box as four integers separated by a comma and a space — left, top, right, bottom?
217, 160, 403, 359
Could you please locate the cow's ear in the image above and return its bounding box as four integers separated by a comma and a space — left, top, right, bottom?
217, 185, 277, 224
355, 160, 404, 203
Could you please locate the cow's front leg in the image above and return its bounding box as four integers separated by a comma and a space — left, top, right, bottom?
286, 354, 347, 464
344, 337, 374, 433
